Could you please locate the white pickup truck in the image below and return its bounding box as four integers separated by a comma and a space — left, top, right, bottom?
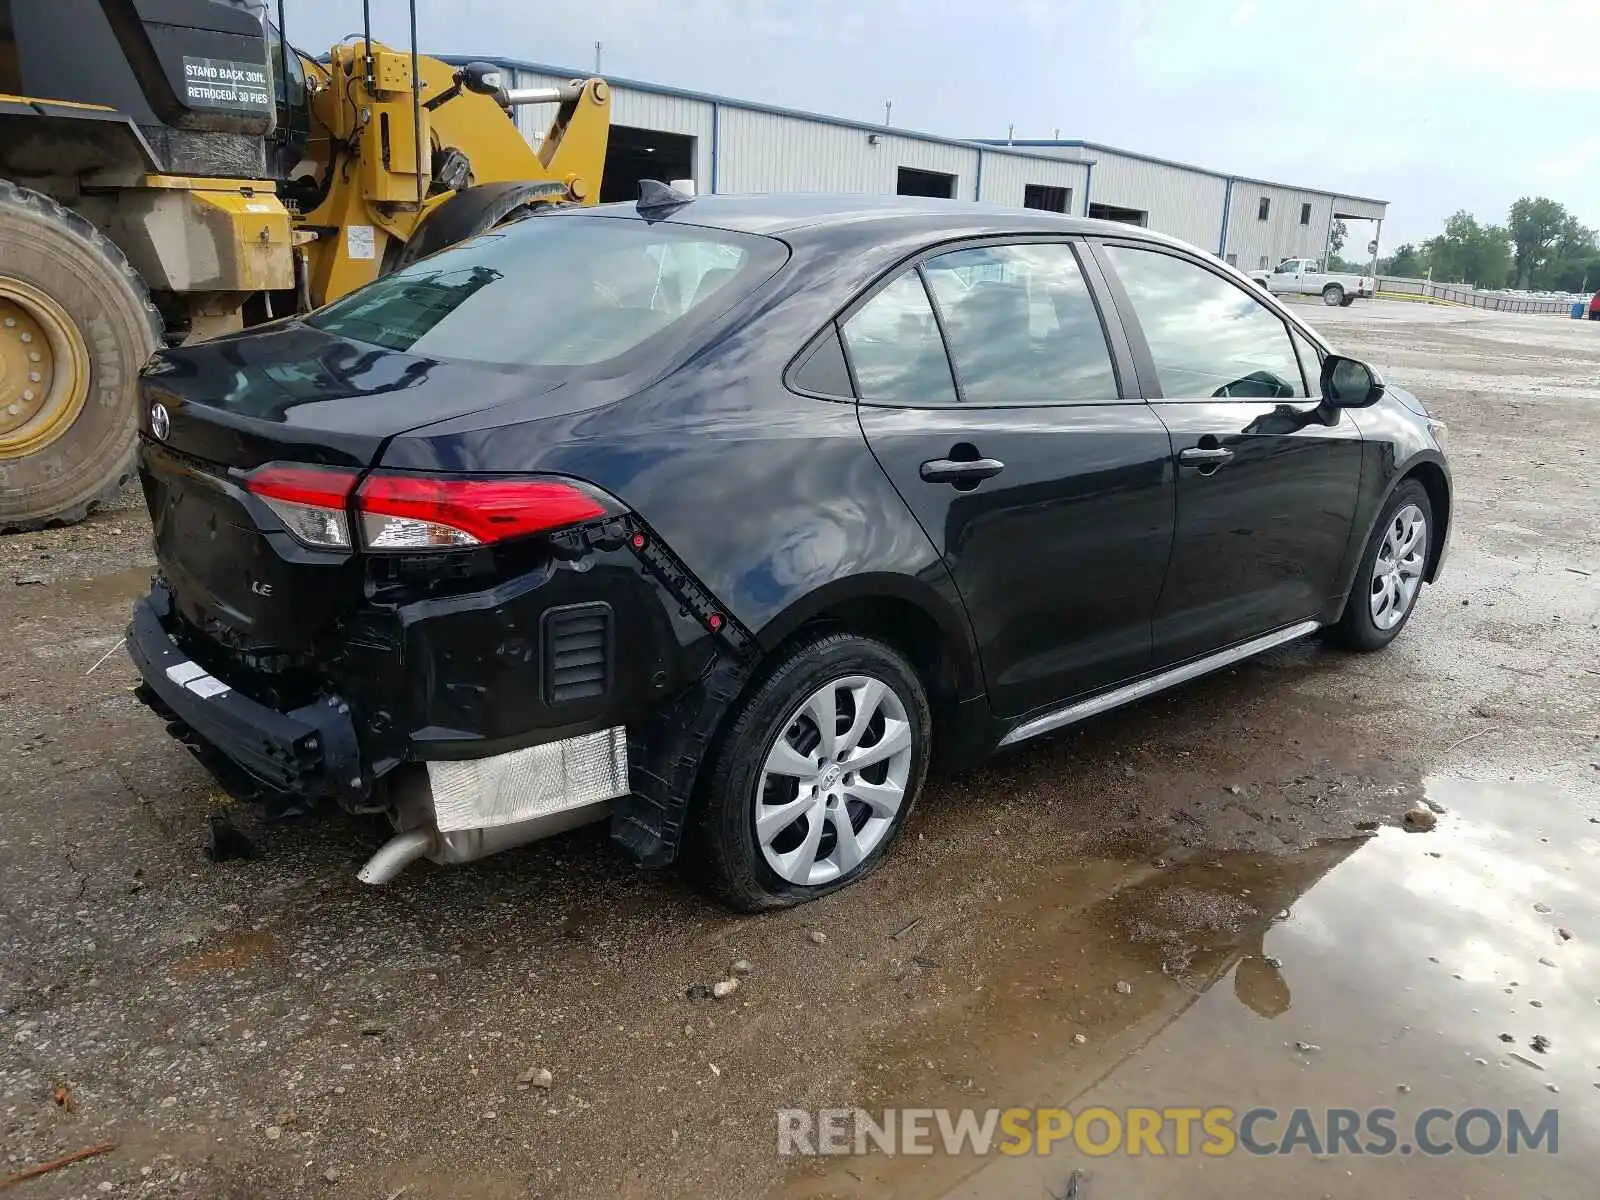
1248, 259, 1373, 306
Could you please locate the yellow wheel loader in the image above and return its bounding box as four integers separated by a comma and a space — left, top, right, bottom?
0, 0, 609, 531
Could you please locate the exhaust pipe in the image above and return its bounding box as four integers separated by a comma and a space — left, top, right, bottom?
355, 806, 617, 886
356, 827, 433, 885
357, 734, 627, 884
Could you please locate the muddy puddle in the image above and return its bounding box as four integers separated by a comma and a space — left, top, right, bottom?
781, 776, 1599, 1199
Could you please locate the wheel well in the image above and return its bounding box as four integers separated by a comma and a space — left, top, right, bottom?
1403, 461, 1451, 580
785, 595, 971, 766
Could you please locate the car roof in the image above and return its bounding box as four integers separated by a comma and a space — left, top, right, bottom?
568, 192, 1198, 251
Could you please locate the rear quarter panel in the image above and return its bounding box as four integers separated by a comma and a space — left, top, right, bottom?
377, 226, 987, 699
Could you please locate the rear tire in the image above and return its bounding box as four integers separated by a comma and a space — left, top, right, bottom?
0, 180, 161, 532
1329, 480, 1433, 652
1339, 295, 1355, 307
687, 633, 931, 912
1322, 284, 1346, 306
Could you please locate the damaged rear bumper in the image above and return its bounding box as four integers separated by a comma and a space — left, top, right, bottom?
128, 565, 753, 881
129, 589, 637, 881
127, 592, 368, 808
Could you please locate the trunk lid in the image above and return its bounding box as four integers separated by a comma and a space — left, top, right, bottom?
137, 322, 563, 651
140, 321, 561, 469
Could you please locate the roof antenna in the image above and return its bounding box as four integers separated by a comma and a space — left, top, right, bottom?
637, 179, 694, 221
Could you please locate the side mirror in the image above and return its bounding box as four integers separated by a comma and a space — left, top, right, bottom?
1320, 355, 1385, 408
456, 62, 507, 96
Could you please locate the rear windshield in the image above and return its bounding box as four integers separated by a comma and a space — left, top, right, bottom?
308, 216, 786, 369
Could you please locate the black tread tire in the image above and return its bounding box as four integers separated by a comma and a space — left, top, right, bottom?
1339, 295, 1356, 307
387, 181, 569, 274
1329, 479, 1433, 652
0, 179, 162, 532
686, 632, 932, 912
1322, 283, 1345, 306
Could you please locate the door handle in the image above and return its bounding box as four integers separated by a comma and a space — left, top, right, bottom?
919, 457, 1005, 485
1179, 446, 1235, 464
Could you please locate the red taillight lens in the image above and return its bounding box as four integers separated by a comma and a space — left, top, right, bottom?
245, 463, 358, 549
355, 474, 611, 549
245, 465, 613, 551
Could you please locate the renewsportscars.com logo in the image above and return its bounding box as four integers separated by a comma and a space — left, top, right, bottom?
777, 1106, 1559, 1158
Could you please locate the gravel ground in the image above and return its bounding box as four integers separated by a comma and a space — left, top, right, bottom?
1, 300, 1596, 1198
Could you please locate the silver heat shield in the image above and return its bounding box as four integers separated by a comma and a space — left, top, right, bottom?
426, 728, 629, 832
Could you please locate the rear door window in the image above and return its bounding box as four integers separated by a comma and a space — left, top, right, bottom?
840, 272, 957, 405
1105, 245, 1307, 399
308, 217, 785, 371
922, 242, 1119, 404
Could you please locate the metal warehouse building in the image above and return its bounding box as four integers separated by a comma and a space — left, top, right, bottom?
474, 57, 1387, 268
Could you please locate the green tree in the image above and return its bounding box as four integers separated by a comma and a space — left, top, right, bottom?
1422, 212, 1511, 287
1507, 197, 1571, 287
1547, 252, 1600, 294
1328, 219, 1348, 259
1547, 216, 1598, 290
1381, 244, 1424, 276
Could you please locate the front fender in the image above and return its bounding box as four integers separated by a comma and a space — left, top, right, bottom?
1327, 396, 1452, 621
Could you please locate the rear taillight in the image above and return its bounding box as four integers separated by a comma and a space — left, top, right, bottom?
246, 464, 358, 549
357, 474, 609, 549
244, 464, 615, 552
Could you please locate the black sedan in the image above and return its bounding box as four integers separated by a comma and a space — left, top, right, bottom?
127, 192, 1451, 910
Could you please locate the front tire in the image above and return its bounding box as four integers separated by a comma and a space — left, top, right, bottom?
688, 633, 931, 912
0, 180, 162, 532
1329, 480, 1433, 651
1322, 284, 1346, 306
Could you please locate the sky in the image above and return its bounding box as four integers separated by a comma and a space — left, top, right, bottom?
280, 0, 1600, 249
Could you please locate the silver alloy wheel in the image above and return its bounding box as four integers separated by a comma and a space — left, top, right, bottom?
1370, 503, 1428, 630
753, 674, 914, 887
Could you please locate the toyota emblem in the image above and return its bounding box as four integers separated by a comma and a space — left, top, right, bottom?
150, 402, 170, 441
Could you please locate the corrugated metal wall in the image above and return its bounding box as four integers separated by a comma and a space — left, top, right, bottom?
510, 70, 1090, 207
1333, 197, 1386, 223
1081, 152, 1229, 250
1225, 186, 1336, 271
715, 108, 975, 195
497, 65, 1384, 257
976, 152, 1089, 211
1222, 188, 1386, 271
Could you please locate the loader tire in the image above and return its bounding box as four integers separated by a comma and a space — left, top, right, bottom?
387, 180, 570, 274
0, 180, 162, 533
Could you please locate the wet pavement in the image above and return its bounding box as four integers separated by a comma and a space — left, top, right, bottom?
785, 776, 1599, 1198
1, 301, 1598, 1198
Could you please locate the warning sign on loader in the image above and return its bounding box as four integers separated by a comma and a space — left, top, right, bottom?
182, 57, 272, 110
